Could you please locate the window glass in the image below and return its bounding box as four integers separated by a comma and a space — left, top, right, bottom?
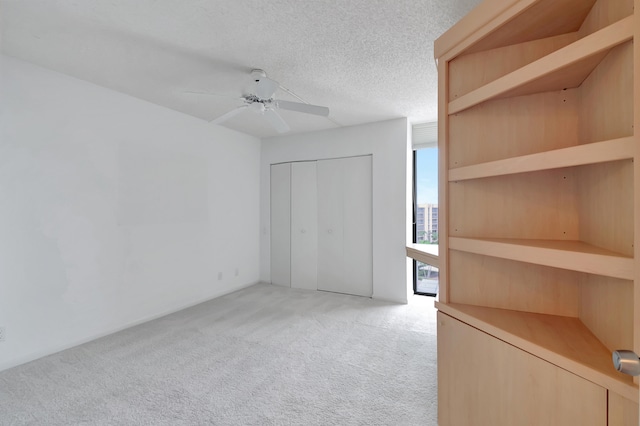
413, 147, 438, 296
415, 147, 438, 245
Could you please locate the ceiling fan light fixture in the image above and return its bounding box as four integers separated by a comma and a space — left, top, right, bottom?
251, 102, 266, 113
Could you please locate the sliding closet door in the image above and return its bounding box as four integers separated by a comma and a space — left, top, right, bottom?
317, 155, 372, 297
342, 155, 372, 296
317, 159, 345, 292
270, 163, 291, 287
290, 161, 318, 290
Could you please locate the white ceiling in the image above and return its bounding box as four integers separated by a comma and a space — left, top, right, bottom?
1, 0, 482, 138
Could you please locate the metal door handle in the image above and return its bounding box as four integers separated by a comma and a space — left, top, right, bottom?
612, 350, 640, 376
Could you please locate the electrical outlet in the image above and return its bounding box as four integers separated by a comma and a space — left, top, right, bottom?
0, 327, 5, 342
218, 272, 223, 281
235, 268, 239, 277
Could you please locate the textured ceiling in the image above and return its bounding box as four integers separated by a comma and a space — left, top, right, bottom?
1, 0, 482, 137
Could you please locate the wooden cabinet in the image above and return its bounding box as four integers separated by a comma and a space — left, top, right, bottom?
438, 312, 607, 425
435, 0, 639, 423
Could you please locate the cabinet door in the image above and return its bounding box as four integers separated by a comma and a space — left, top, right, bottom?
291, 161, 318, 290
609, 392, 639, 426
438, 312, 607, 426
317, 156, 372, 297
270, 163, 291, 287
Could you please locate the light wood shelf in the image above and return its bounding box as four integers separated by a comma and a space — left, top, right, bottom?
448, 16, 634, 115
434, 0, 598, 61
449, 237, 634, 280
406, 244, 439, 268
448, 137, 634, 181
436, 302, 638, 401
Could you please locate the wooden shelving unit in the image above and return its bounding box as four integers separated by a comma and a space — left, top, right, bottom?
435, 0, 638, 423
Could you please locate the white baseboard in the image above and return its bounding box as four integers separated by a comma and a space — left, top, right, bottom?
0, 280, 259, 373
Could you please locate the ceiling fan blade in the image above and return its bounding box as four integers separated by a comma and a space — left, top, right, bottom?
275, 100, 330, 116
184, 91, 244, 100
255, 77, 280, 99
210, 105, 248, 124
264, 109, 290, 133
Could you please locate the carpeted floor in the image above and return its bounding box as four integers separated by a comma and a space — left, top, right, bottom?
0, 283, 438, 425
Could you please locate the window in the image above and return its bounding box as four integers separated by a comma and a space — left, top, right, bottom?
412, 123, 438, 296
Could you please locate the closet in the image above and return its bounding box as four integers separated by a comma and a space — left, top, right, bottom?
270, 155, 372, 297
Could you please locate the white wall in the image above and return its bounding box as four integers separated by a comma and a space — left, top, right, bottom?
260, 119, 410, 303
0, 55, 261, 371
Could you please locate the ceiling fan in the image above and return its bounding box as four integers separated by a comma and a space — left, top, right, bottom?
190, 69, 330, 133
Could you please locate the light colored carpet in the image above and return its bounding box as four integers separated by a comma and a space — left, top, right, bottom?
0, 283, 438, 425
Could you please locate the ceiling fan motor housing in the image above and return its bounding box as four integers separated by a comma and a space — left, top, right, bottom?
250, 69, 267, 82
